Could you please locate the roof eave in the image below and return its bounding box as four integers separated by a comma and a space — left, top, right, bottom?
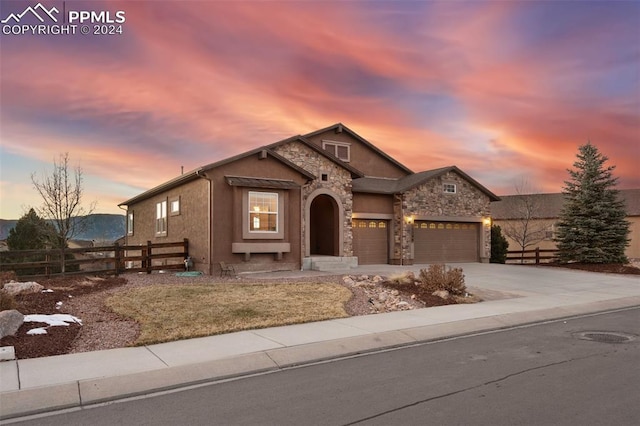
118, 169, 203, 207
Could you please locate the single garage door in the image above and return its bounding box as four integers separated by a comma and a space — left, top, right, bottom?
414, 221, 479, 263
353, 219, 389, 265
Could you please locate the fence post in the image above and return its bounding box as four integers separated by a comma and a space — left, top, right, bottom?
114, 242, 121, 276
183, 238, 189, 258
146, 241, 152, 274
535, 247, 540, 264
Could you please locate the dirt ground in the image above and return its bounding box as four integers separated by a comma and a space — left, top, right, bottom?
1, 262, 638, 359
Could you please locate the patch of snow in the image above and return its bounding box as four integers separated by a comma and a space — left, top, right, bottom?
24, 314, 82, 326
42, 289, 54, 293
27, 328, 48, 335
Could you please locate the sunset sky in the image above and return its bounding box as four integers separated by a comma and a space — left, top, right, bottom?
1, 0, 638, 219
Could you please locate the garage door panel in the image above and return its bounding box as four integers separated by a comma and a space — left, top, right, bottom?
414, 222, 479, 263
353, 220, 388, 265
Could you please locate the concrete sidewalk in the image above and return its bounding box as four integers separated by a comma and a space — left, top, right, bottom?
1, 264, 639, 420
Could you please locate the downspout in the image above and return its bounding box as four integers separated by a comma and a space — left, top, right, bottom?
399, 193, 404, 266
196, 169, 212, 275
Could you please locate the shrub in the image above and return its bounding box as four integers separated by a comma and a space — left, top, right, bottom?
491, 225, 509, 264
418, 264, 467, 296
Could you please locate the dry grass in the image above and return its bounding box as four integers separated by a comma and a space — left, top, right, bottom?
105, 282, 352, 346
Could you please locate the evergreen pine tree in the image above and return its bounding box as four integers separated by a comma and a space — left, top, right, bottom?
7, 208, 55, 250
490, 225, 509, 264
555, 142, 630, 263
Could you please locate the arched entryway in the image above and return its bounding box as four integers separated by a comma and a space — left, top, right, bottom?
309, 194, 339, 256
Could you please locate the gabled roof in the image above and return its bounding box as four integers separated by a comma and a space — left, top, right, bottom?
491, 189, 640, 219
303, 123, 413, 175
352, 166, 500, 201
265, 134, 364, 178
119, 146, 315, 206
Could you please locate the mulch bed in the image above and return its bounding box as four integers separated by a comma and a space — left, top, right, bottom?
383, 282, 459, 307
0, 276, 127, 359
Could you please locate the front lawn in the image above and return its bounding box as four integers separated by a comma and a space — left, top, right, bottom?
105, 282, 352, 346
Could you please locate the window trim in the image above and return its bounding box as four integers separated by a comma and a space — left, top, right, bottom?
443, 183, 457, 194
322, 140, 351, 162
170, 196, 181, 216
127, 211, 134, 236
248, 191, 278, 234
242, 189, 285, 240
155, 200, 167, 237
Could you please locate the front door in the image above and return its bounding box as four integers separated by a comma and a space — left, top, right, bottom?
310, 194, 338, 255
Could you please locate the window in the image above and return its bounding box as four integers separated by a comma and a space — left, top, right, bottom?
322, 140, 351, 162
170, 197, 180, 216
155, 200, 167, 236
127, 211, 134, 236
443, 183, 456, 194
249, 192, 278, 233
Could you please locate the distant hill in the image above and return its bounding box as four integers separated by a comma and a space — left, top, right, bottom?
0, 214, 125, 242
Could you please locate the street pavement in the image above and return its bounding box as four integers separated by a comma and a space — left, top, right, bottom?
1, 263, 639, 420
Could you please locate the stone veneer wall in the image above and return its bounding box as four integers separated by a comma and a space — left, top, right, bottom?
394, 171, 492, 262
272, 142, 354, 257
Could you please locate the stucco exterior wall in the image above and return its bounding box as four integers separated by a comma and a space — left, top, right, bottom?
125, 178, 210, 272
304, 130, 408, 178
207, 154, 308, 273
352, 193, 394, 216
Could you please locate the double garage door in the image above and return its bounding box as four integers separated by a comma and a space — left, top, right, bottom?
413, 221, 479, 263
353, 219, 480, 264
352, 219, 389, 265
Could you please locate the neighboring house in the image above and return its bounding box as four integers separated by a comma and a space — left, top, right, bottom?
119, 123, 499, 274
491, 189, 640, 260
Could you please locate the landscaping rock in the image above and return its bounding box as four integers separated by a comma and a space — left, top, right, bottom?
2, 281, 44, 296
0, 310, 24, 339
432, 290, 450, 300
342, 276, 355, 286
343, 274, 421, 313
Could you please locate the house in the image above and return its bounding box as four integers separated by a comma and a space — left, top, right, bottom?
119, 123, 499, 274
491, 189, 640, 260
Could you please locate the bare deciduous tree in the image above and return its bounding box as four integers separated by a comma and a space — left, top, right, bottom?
501, 179, 552, 263
31, 153, 96, 252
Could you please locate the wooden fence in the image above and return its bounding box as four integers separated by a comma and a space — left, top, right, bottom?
506, 247, 558, 264
0, 239, 189, 279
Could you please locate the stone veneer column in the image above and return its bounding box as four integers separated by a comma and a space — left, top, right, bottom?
272, 142, 353, 257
